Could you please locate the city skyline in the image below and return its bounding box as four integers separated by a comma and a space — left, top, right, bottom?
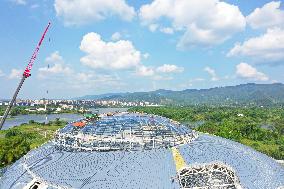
1, 0, 284, 99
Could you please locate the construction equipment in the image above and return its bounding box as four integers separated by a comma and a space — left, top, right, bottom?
0, 22, 51, 130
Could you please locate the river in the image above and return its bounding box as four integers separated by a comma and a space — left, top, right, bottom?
2, 107, 128, 130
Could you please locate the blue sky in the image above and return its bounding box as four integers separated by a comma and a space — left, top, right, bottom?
0, 0, 284, 99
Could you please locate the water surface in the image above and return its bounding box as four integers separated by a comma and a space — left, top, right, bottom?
2, 107, 128, 130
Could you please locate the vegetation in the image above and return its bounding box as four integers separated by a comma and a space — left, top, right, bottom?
0, 105, 86, 117
0, 119, 67, 168
129, 106, 284, 160
0, 106, 29, 116
84, 83, 284, 106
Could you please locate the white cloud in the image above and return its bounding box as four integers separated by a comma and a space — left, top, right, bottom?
10, 0, 26, 5
139, 0, 245, 47
247, 1, 284, 29
34, 52, 127, 93
228, 28, 284, 63
181, 78, 205, 89
179, 82, 193, 89
77, 73, 94, 82
177, 23, 232, 48
137, 64, 184, 79
80, 32, 160, 80
111, 32, 121, 41
160, 27, 174, 34
45, 51, 64, 64
149, 24, 158, 32
38, 51, 73, 78
54, 0, 135, 26
8, 69, 22, 79
0, 70, 5, 77
189, 78, 205, 82
236, 63, 269, 81
271, 79, 278, 83
42, 72, 124, 92
80, 32, 142, 70
156, 64, 184, 73
30, 4, 39, 9
143, 53, 150, 59
74, 73, 121, 84
38, 64, 73, 77
153, 75, 173, 80
204, 66, 219, 81
136, 66, 155, 77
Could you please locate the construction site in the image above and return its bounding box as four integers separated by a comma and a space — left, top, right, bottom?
54, 112, 198, 152
0, 19, 283, 189
0, 111, 283, 188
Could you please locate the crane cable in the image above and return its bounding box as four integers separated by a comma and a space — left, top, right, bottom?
45, 37, 51, 125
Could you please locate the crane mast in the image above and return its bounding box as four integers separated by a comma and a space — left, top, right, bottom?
0, 22, 51, 130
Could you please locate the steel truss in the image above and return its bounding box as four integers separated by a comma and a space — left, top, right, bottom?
53, 113, 198, 152
178, 162, 242, 189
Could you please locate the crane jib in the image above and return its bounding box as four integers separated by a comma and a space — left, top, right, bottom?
0, 22, 51, 130
23, 22, 51, 78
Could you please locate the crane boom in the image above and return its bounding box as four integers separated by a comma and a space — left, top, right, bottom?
24, 22, 51, 78
0, 22, 51, 130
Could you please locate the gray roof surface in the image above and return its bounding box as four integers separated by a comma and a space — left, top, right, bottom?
179, 134, 284, 189
1, 134, 283, 189
1, 143, 179, 189
0, 114, 283, 189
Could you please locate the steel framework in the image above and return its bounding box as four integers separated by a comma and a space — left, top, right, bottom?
178, 162, 242, 189
53, 113, 198, 152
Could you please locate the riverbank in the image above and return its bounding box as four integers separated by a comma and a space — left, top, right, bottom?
1, 108, 128, 130
0, 106, 84, 116
0, 106, 128, 117
1, 113, 83, 130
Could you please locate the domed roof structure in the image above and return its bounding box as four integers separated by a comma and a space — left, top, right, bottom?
0, 113, 283, 189
54, 112, 198, 151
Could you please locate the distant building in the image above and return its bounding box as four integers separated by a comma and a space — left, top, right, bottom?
37, 108, 46, 112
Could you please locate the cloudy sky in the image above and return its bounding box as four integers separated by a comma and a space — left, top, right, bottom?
0, 0, 284, 99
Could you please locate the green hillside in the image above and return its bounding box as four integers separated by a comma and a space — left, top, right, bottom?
79, 83, 284, 106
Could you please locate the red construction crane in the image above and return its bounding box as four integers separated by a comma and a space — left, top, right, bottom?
0, 22, 51, 130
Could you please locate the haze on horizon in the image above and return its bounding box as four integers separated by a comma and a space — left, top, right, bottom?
0, 0, 284, 99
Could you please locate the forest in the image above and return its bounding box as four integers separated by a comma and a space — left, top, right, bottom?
0, 119, 66, 168
84, 83, 284, 106
129, 106, 284, 160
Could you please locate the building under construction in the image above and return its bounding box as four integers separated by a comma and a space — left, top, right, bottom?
54, 112, 198, 152
0, 112, 284, 189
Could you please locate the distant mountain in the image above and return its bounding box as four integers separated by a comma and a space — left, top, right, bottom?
75, 93, 126, 100
77, 83, 284, 106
